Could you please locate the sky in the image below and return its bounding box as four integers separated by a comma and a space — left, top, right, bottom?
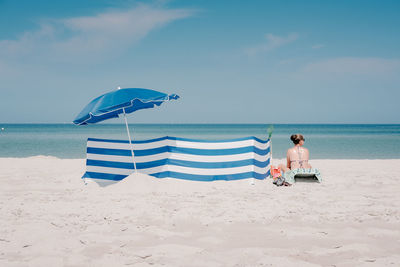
0, 0, 399, 124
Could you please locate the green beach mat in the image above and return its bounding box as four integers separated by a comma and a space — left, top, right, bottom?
284, 168, 322, 184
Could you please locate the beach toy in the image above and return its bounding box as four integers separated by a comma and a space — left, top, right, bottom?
271, 165, 282, 179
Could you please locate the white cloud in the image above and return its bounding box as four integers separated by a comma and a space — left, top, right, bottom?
246, 33, 299, 55
0, 24, 56, 58
0, 4, 193, 63
311, 44, 324, 49
298, 57, 400, 78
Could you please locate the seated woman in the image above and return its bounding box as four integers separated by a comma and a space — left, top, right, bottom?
282, 134, 312, 172
276, 134, 319, 185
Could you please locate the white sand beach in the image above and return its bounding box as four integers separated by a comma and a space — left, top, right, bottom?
1, 157, 400, 266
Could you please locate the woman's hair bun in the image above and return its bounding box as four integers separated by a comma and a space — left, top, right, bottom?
290, 134, 303, 144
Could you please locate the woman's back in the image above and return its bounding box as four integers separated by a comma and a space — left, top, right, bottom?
287, 146, 311, 169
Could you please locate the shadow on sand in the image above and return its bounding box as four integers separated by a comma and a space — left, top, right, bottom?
294, 174, 320, 183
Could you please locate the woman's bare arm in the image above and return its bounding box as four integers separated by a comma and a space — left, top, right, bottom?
304, 148, 312, 168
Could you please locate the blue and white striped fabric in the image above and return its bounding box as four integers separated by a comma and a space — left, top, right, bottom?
83, 136, 270, 185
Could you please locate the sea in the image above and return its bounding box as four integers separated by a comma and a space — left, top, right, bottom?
0, 124, 399, 159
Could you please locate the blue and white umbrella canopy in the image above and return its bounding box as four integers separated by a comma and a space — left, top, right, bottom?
73, 88, 179, 125
73, 87, 179, 173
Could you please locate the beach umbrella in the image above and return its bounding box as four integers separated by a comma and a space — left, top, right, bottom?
73, 87, 179, 171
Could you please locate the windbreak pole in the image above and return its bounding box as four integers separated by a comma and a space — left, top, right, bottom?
122, 108, 137, 172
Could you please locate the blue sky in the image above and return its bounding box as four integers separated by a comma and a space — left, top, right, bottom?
0, 0, 399, 123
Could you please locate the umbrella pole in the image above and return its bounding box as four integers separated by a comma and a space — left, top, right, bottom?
123, 108, 137, 173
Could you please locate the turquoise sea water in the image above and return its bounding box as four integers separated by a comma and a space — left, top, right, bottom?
0, 124, 399, 159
